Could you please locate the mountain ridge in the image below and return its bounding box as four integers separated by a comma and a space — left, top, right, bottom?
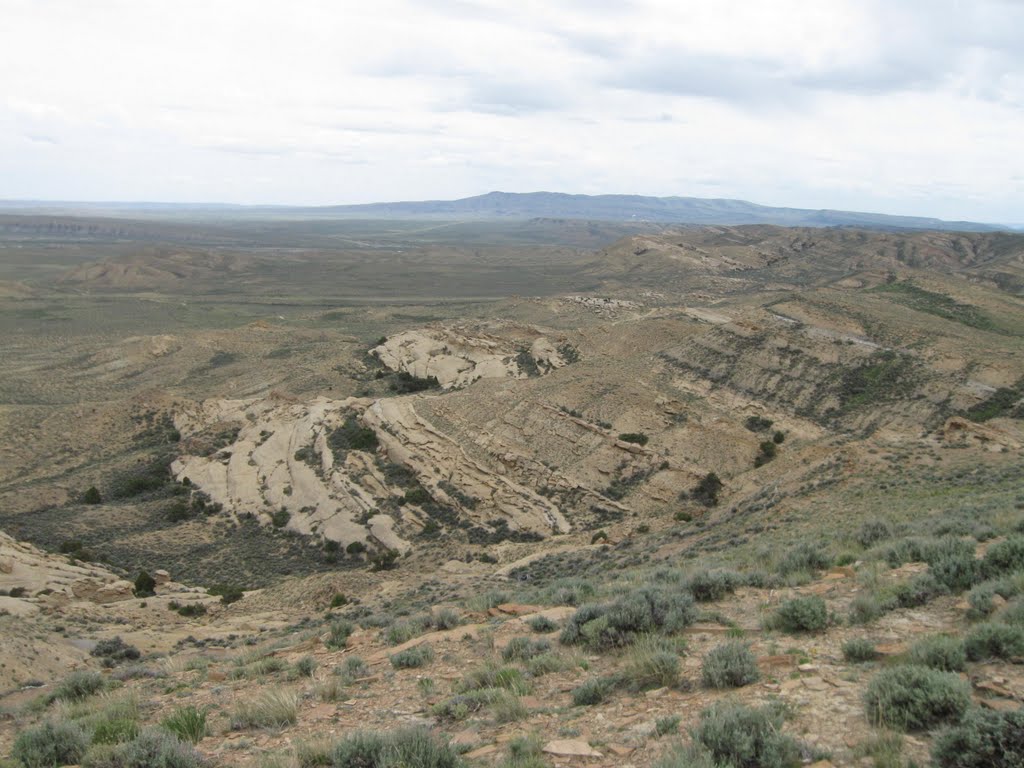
0, 191, 1004, 231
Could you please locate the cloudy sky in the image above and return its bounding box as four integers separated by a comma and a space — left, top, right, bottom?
1, 0, 1022, 221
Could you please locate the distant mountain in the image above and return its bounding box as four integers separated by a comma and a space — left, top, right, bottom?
315, 191, 1000, 231
0, 192, 1002, 231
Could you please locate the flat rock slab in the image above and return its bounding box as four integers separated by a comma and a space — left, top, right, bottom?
543, 740, 602, 758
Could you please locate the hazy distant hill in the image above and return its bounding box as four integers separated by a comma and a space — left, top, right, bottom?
0, 191, 1003, 230
315, 191, 1001, 231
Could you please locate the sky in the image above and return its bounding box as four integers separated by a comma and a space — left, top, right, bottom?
1, 0, 1022, 222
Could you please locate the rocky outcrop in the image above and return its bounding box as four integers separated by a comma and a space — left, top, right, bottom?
364, 398, 570, 536
371, 325, 574, 389
173, 396, 402, 551
171, 392, 572, 552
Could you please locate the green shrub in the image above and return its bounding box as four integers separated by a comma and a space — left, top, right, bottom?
82, 728, 206, 768
926, 538, 979, 592
501, 734, 548, 768
91, 637, 141, 667
369, 548, 400, 571
776, 542, 831, 576
618, 433, 648, 445
857, 519, 893, 548
745, 415, 774, 432
432, 689, 496, 721
295, 656, 317, 678
491, 692, 528, 724
328, 415, 379, 453
654, 743, 721, 768
621, 638, 681, 690
431, 688, 522, 723
525, 652, 571, 677
687, 570, 739, 602
83, 486, 103, 505
981, 536, 1024, 579
325, 619, 354, 649
753, 440, 777, 467
12, 720, 89, 767
133, 571, 156, 598
864, 666, 971, 731
842, 638, 878, 663
335, 728, 463, 768
690, 473, 723, 507
701, 641, 760, 688
655, 715, 682, 737
882, 537, 930, 567
433, 608, 461, 630
560, 587, 696, 649
571, 677, 615, 706
47, 670, 106, 704
91, 718, 139, 746
457, 664, 529, 694
230, 690, 298, 730
892, 572, 948, 608
212, 585, 245, 605
852, 732, 905, 768
906, 635, 967, 672
339, 655, 369, 680
160, 706, 207, 744
932, 708, 1024, 768
501, 637, 551, 662
768, 596, 828, 633
329, 728, 461, 768
964, 622, 1024, 661
542, 578, 595, 607
998, 596, 1024, 625
170, 602, 206, 618
390, 644, 435, 669
848, 591, 897, 625
526, 616, 557, 633
229, 656, 285, 680
692, 702, 801, 768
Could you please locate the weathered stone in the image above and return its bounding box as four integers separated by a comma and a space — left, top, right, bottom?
543, 740, 602, 758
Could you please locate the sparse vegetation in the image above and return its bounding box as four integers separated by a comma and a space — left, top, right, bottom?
328, 728, 462, 768
389, 644, 435, 669
905, 635, 966, 672
230, 690, 298, 730
932, 708, 1024, 768
12, 720, 88, 768
160, 706, 207, 745
691, 702, 801, 768
842, 637, 879, 663
767, 596, 829, 633
864, 665, 971, 731
701, 641, 760, 688
963, 621, 1024, 661
689, 472, 723, 508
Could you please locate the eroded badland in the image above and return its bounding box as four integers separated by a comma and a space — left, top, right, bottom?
1, 216, 1023, 767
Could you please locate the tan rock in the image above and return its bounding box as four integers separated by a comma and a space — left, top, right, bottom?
464, 745, 498, 759
0, 558, 13, 574
153, 569, 171, 585
543, 740, 602, 758
493, 603, 542, 616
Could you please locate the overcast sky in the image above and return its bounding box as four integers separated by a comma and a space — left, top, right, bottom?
1, 0, 1022, 221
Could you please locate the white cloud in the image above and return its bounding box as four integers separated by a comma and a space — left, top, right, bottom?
0, 0, 1021, 221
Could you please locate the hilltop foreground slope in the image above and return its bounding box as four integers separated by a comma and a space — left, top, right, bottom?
0, 222, 1022, 767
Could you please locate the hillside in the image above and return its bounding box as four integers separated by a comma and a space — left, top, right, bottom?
0, 218, 1022, 768
0, 192, 1003, 230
